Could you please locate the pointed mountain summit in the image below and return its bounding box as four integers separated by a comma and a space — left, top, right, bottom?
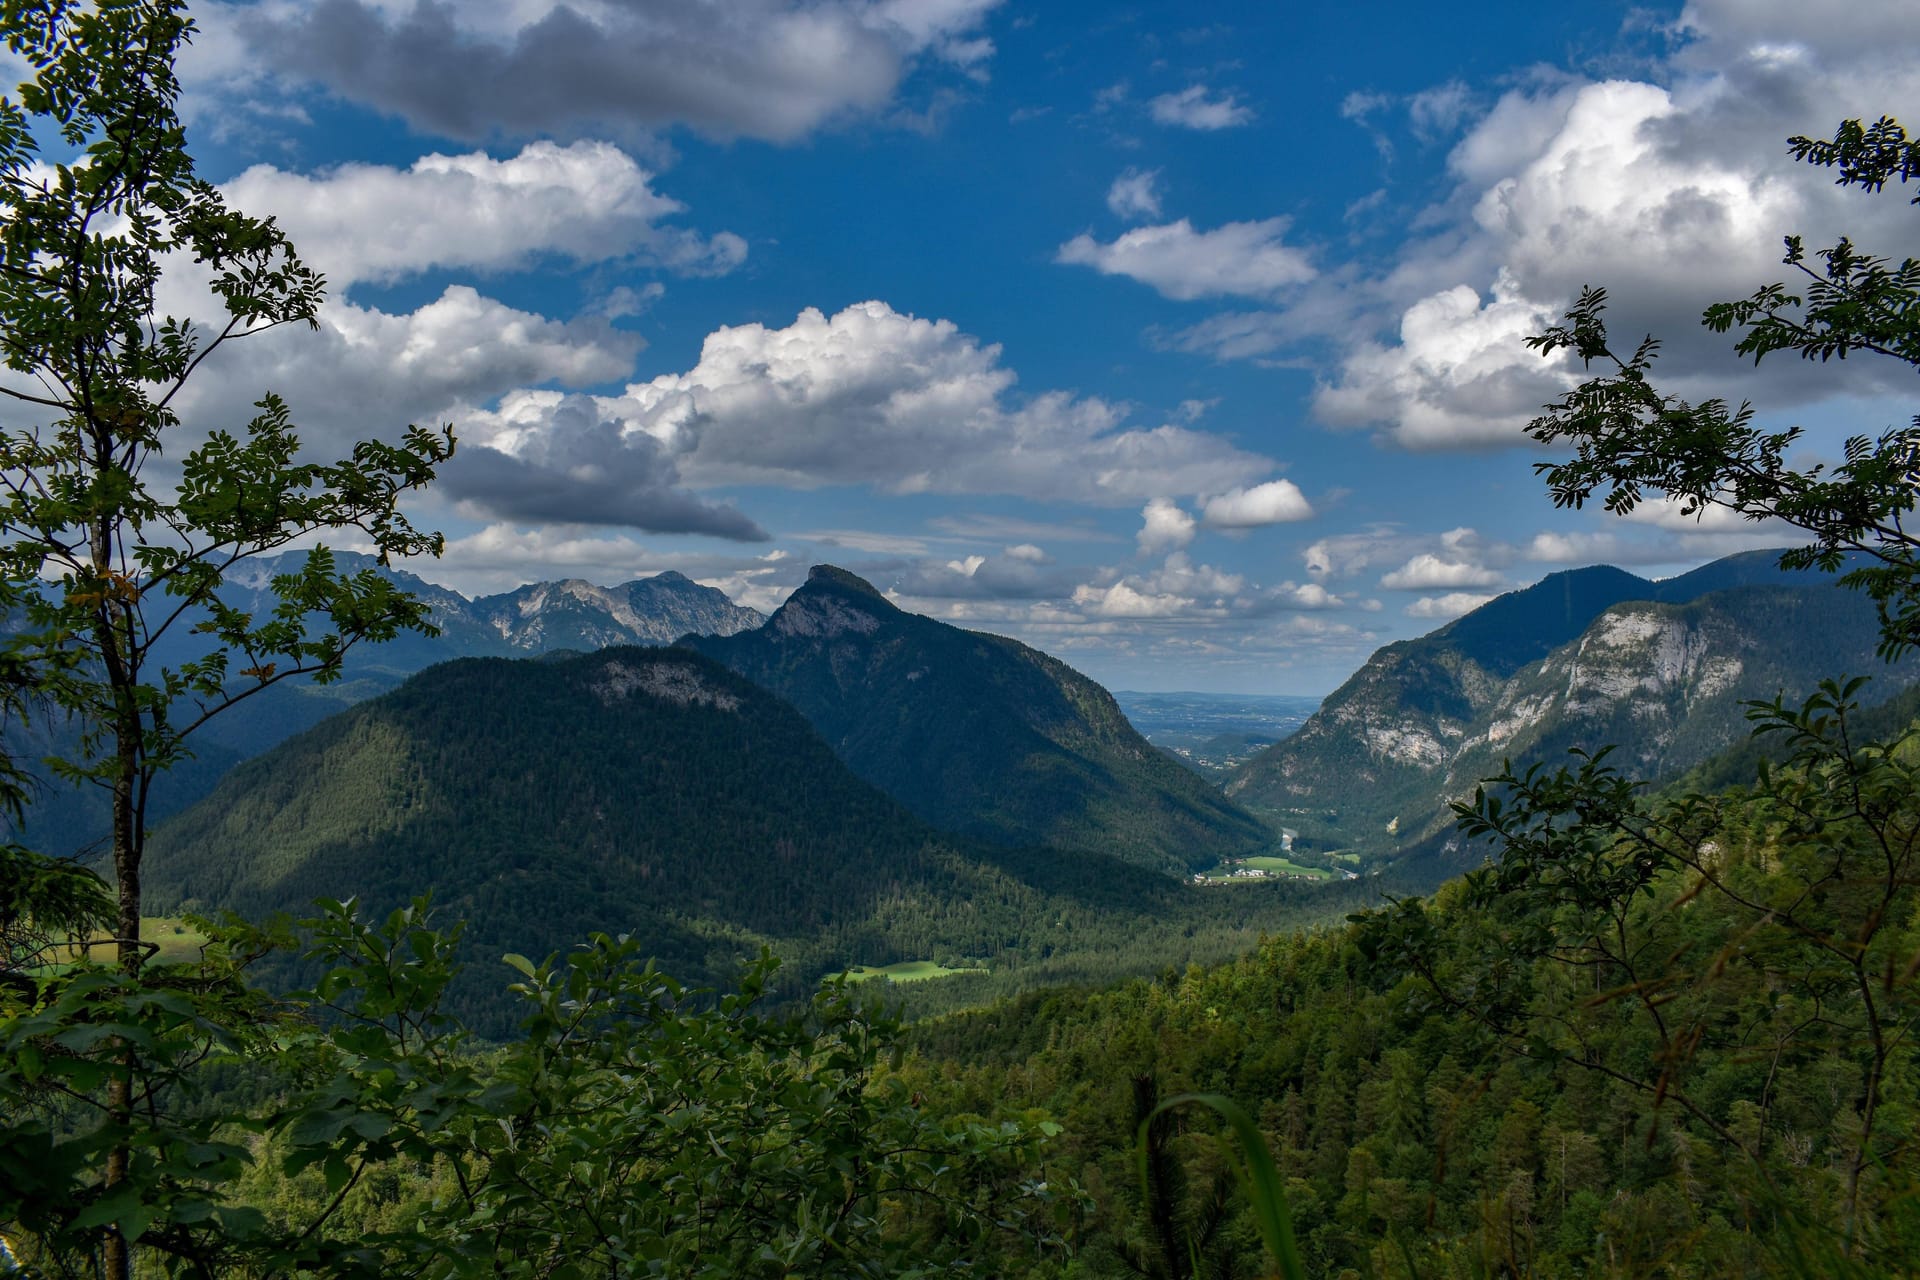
801, 563, 894, 599
763, 564, 903, 640
685, 566, 1272, 874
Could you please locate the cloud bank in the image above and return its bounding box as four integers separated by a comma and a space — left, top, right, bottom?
204, 0, 1002, 143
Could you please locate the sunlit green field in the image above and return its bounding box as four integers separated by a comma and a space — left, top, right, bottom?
840, 960, 986, 984
36, 916, 210, 972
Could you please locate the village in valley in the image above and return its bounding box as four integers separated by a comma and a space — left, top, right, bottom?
1191, 829, 1363, 884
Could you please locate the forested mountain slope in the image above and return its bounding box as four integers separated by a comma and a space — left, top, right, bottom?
1227, 551, 1915, 866
685, 565, 1273, 874
141, 646, 1351, 1032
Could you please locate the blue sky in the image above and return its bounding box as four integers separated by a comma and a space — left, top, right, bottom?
146, 0, 1920, 693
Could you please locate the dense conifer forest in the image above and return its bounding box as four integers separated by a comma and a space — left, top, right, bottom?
907, 684, 1920, 1276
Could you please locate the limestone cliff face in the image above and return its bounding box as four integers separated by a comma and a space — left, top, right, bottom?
1224, 566, 1650, 828
1228, 560, 1912, 867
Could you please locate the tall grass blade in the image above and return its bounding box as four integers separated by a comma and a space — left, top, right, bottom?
1137, 1091, 1307, 1280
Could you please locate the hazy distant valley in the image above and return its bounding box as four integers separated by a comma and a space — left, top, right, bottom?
1112, 690, 1320, 778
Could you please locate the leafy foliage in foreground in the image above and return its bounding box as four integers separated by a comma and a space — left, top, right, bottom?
0, 900, 1075, 1277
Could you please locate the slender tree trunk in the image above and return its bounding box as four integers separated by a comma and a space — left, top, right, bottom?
111, 730, 141, 973
103, 740, 139, 1280
96, 514, 141, 1280
102, 727, 140, 1280
1843, 963, 1887, 1259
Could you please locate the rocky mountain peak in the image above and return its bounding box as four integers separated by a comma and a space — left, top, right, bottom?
769, 566, 898, 639
804, 564, 891, 598
474, 571, 763, 650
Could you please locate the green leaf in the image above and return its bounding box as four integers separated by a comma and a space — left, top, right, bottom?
288, 1108, 351, 1147
70, 1183, 145, 1231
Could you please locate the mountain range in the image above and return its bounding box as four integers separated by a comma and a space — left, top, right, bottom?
209, 552, 766, 665
1226, 550, 1917, 867
52, 544, 1920, 1030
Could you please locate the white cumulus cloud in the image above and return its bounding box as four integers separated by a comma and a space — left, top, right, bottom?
223, 141, 745, 289
1138, 498, 1197, 555
1623, 494, 1785, 534
1379, 553, 1504, 591
1149, 85, 1254, 130
1200, 480, 1314, 529
571, 300, 1278, 504
169, 286, 642, 454
1106, 167, 1164, 220
1073, 579, 1190, 619
1313, 272, 1571, 448
1057, 219, 1314, 302
1302, 8, 1920, 447
1406, 592, 1495, 620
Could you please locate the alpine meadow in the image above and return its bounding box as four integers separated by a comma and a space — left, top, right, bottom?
3, 2, 1920, 1279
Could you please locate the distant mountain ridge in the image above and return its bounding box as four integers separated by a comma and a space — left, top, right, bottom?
685, 565, 1273, 873
9, 553, 764, 857
1226, 550, 1918, 867
213, 552, 766, 662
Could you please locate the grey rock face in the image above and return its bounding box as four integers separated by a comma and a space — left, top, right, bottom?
470, 572, 764, 652
1228, 554, 1916, 868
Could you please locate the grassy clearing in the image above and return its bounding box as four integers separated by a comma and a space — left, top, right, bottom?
840, 960, 986, 984
51, 916, 208, 968
28, 916, 209, 976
